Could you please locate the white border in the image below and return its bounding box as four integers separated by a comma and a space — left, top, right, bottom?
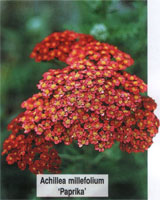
148, 0, 160, 200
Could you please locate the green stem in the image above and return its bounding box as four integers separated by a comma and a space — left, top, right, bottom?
49, 58, 68, 69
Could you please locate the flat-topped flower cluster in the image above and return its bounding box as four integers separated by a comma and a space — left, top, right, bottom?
2, 30, 159, 174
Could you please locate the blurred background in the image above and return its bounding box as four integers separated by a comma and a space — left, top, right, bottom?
1, 0, 147, 200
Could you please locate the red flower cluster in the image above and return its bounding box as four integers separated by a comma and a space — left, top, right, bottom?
2, 113, 61, 174
2, 30, 159, 174
30, 30, 94, 63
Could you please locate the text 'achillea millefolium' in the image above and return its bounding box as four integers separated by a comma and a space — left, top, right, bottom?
2, 30, 159, 174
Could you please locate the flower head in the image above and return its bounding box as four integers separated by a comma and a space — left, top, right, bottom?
2, 30, 159, 174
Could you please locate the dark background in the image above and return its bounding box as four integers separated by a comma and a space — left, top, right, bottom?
1, 1, 147, 200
